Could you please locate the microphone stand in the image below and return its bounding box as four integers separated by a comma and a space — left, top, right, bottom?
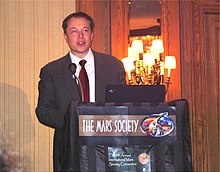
75, 77, 84, 102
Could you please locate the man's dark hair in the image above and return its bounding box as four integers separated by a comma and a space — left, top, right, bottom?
62, 12, 95, 33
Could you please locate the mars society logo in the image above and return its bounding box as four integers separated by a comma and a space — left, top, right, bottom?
140, 112, 175, 137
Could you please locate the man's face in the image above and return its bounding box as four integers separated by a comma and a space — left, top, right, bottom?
64, 17, 94, 58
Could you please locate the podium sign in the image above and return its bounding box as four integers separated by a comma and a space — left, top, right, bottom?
79, 114, 176, 137
77, 103, 178, 171
78, 112, 176, 146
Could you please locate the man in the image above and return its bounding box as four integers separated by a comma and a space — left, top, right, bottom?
35, 12, 126, 171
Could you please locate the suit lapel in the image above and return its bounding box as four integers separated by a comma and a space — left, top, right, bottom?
93, 51, 106, 102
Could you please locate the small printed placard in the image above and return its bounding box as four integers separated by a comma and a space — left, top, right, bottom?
107, 146, 152, 172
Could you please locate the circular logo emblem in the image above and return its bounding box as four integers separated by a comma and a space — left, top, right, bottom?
140, 112, 175, 137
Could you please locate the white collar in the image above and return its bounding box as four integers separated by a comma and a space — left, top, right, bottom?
69, 49, 93, 65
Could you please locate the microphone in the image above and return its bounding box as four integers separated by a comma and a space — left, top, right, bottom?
69, 63, 77, 75
69, 63, 84, 102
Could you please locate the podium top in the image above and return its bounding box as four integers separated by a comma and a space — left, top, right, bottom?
105, 85, 165, 103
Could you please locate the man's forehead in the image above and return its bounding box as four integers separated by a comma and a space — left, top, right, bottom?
67, 17, 90, 28
69, 26, 90, 29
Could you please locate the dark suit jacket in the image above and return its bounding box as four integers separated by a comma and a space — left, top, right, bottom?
36, 50, 126, 171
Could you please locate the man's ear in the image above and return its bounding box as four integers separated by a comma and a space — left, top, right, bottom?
91, 32, 94, 41
64, 33, 67, 42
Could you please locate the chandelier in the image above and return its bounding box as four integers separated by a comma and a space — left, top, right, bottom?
122, 39, 176, 92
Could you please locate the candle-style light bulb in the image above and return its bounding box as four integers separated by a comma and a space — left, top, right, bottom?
132, 40, 143, 54
164, 56, 176, 77
122, 57, 135, 79
151, 39, 164, 61
143, 53, 155, 74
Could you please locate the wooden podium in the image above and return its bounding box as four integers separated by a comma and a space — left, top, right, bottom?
61, 100, 192, 171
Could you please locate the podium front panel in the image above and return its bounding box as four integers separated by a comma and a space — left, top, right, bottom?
61, 100, 192, 172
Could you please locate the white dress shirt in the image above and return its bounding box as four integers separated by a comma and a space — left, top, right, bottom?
69, 49, 95, 102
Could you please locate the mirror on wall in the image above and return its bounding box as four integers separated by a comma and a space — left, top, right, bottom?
128, 0, 161, 52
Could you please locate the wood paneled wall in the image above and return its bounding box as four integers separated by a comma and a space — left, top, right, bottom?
180, 0, 220, 171
110, 0, 129, 60
76, 0, 129, 60
0, 1, 76, 171
161, 0, 181, 101
162, 0, 220, 171
76, 0, 111, 54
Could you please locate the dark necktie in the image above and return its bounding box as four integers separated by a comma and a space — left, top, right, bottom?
79, 60, 90, 102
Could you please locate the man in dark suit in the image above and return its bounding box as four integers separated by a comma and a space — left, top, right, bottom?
35, 12, 126, 171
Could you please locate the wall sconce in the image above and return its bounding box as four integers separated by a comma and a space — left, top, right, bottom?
122, 39, 176, 92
